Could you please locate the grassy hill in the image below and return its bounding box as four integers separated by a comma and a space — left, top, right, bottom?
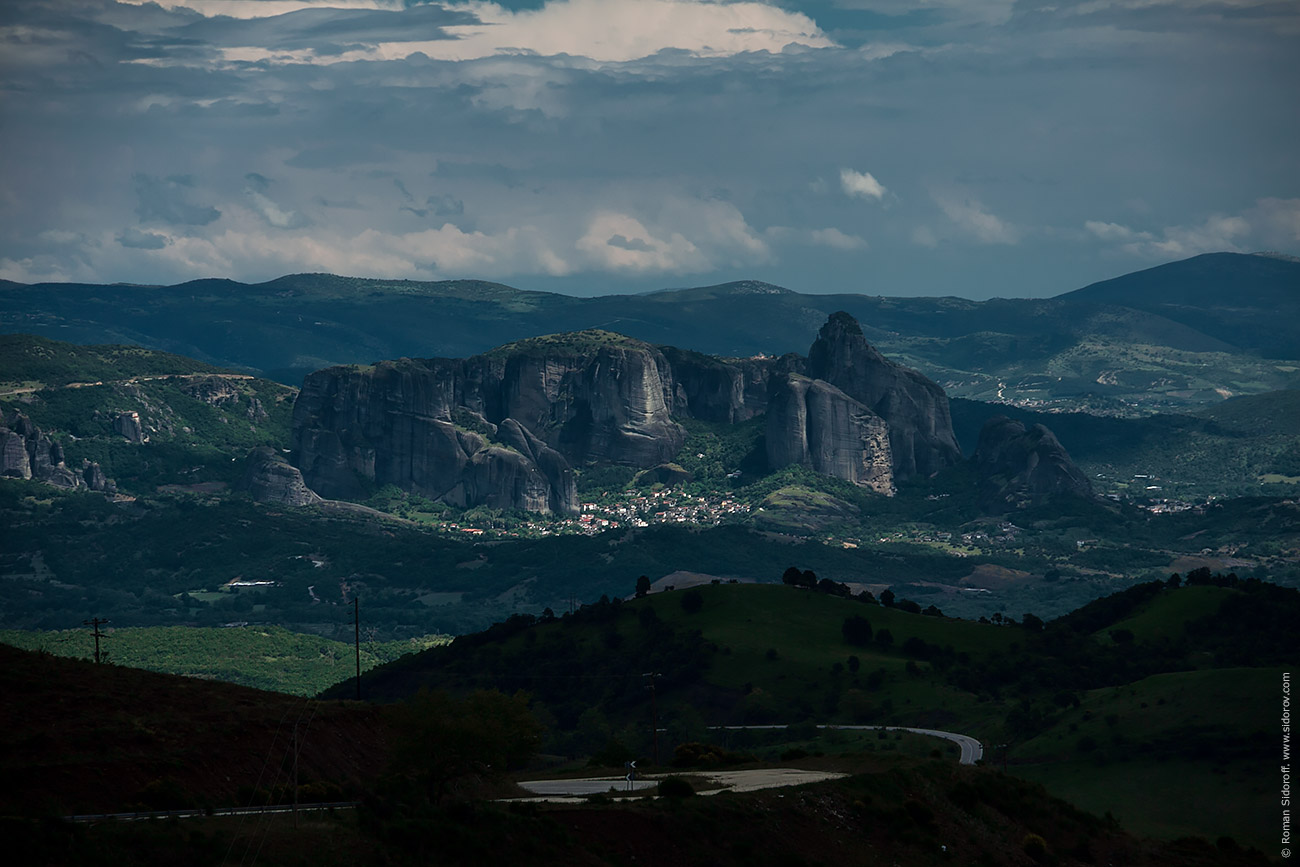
0, 642, 387, 817
0, 625, 448, 696
338, 577, 1293, 852
0, 642, 1271, 867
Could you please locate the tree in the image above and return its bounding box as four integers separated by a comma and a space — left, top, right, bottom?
801, 569, 818, 587
841, 614, 873, 647
1021, 612, 1044, 632
782, 566, 802, 585
875, 629, 894, 650
879, 589, 896, 607
635, 575, 652, 598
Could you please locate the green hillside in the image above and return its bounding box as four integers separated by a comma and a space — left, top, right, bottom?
951, 391, 1300, 498
0, 335, 297, 494
0, 333, 227, 390
338, 576, 1293, 851
0, 625, 448, 696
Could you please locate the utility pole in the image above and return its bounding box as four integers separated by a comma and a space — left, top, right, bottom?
83, 617, 109, 664
351, 597, 361, 701
292, 720, 299, 829
643, 672, 661, 766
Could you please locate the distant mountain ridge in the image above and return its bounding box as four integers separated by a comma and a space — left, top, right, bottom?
3, 252, 1296, 413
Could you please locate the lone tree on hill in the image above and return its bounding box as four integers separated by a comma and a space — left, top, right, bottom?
781, 566, 815, 588
842, 614, 873, 647
880, 589, 896, 607
635, 575, 652, 598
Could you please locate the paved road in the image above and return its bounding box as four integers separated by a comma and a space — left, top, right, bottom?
516, 769, 846, 799
517, 777, 658, 796
711, 724, 984, 765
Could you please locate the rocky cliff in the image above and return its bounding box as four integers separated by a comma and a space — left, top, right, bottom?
766, 313, 961, 489
765, 374, 895, 494
973, 416, 1094, 513
806, 312, 962, 478
239, 446, 321, 506
291, 332, 693, 513
1, 411, 114, 492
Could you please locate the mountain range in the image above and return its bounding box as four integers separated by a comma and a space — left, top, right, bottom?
4, 252, 1297, 414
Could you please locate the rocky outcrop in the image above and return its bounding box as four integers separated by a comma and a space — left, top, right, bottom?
806, 312, 961, 479
0, 411, 112, 492
660, 346, 771, 423
765, 374, 895, 494
289, 333, 697, 514
291, 356, 580, 514
239, 446, 322, 506
973, 416, 1094, 513
765, 313, 960, 490
113, 411, 147, 443
81, 459, 116, 493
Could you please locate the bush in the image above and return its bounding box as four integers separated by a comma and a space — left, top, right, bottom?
657, 776, 695, 798
1022, 833, 1049, 861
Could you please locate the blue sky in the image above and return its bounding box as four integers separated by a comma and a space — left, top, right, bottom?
1, 0, 1296, 297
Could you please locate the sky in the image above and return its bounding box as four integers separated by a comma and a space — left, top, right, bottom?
1, 0, 1297, 298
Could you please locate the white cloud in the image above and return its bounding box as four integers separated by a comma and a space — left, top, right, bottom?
840, 168, 888, 202
576, 199, 768, 273
767, 225, 867, 250
117, 0, 403, 17
169, 0, 835, 66
934, 192, 1019, 244
1086, 210, 1256, 257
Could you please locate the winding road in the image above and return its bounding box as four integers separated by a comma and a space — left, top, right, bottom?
517, 724, 983, 799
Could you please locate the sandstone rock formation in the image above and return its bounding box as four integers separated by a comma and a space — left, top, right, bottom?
765, 374, 895, 494
660, 346, 771, 423
806, 312, 961, 478
239, 446, 322, 506
290, 346, 595, 514
973, 416, 1094, 513
0, 411, 113, 491
766, 313, 960, 490
113, 411, 147, 443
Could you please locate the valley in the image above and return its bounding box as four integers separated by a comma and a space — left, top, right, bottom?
0, 252, 1295, 863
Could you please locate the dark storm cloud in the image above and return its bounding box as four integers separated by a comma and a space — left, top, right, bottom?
132, 174, 221, 226
170, 3, 474, 53
0, 0, 1296, 294
116, 227, 169, 249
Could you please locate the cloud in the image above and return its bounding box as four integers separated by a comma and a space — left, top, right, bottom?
1086, 212, 1250, 257
934, 192, 1019, 244
767, 225, 867, 250
577, 199, 768, 273
132, 174, 221, 226
840, 168, 888, 202
116, 227, 169, 250
150, 0, 836, 66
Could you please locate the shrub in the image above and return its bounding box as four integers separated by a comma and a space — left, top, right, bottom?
1022, 833, 1049, 862
657, 776, 695, 798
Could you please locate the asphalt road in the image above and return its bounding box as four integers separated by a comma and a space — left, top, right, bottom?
516, 768, 847, 799
711, 724, 984, 765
